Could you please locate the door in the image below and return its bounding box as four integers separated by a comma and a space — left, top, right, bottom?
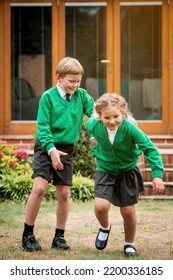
64, 1, 109, 100
119, 0, 169, 134
4, 0, 111, 135
63, 0, 169, 134
4, 1, 52, 134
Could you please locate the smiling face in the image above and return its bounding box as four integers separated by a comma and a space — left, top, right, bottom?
58, 74, 82, 94
99, 106, 123, 131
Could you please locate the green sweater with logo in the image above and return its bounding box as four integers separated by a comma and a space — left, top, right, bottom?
86, 117, 163, 178
36, 86, 94, 152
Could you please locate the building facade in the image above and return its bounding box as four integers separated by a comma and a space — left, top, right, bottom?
0, 0, 173, 142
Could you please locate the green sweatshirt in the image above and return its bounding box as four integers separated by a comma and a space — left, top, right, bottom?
36, 86, 94, 152
86, 117, 164, 178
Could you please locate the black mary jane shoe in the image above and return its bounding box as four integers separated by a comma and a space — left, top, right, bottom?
95, 226, 111, 250
124, 244, 138, 257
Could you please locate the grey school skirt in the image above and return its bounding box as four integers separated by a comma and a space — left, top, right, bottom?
94, 167, 144, 207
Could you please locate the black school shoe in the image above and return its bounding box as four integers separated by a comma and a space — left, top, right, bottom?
95, 226, 111, 250
52, 236, 70, 250
22, 233, 42, 252
124, 244, 138, 257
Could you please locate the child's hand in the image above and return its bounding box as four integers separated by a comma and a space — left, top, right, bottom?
50, 149, 68, 170
90, 138, 97, 146
152, 177, 165, 194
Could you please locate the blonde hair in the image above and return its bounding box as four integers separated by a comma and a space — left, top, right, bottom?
95, 93, 137, 124
55, 57, 84, 77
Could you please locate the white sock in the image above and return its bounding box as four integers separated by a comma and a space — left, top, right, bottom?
98, 224, 111, 241
124, 241, 135, 253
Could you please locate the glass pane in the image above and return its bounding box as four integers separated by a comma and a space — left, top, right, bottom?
120, 4, 162, 120
11, 5, 51, 121
66, 5, 106, 100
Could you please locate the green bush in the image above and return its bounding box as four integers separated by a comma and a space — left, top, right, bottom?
71, 172, 94, 202
0, 172, 33, 202
0, 141, 94, 203
0, 142, 33, 202
73, 116, 96, 178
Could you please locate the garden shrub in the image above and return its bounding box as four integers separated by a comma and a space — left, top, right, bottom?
0, 140, 94, 203
73, 116, 96, 178
71, 172, 94, 202
0, 141, 33, 202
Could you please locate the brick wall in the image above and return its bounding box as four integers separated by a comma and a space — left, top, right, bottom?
0, 135, 34, 155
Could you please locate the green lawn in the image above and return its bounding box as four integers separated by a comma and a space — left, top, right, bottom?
0, 199, 173, 260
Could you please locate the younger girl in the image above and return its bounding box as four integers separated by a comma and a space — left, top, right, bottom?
86, 93, 165, 256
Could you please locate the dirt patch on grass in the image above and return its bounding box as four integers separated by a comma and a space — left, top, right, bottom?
0, 199, 173, 260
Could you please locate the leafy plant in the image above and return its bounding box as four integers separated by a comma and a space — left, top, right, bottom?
73, 116, 96, 178
71, 172, 94, 202
0, 140, 95, 202
0, 172, 33, 202
0, 141, 33, 202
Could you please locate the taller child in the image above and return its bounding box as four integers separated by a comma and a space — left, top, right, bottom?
22, 57, 94, 251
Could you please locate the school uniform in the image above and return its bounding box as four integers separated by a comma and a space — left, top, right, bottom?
32, 85, 94, 186
86, 117, 164, 206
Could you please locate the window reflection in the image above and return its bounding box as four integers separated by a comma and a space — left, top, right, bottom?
66, 5, 106, 100
11, 5, 51, 120
120, 4, 162, 120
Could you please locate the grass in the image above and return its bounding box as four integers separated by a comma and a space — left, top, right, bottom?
0, 198, 173, 260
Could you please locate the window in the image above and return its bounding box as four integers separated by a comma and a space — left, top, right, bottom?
65, 3, 106, 100
11, 4, 52, 120
120, 2, 162, 121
